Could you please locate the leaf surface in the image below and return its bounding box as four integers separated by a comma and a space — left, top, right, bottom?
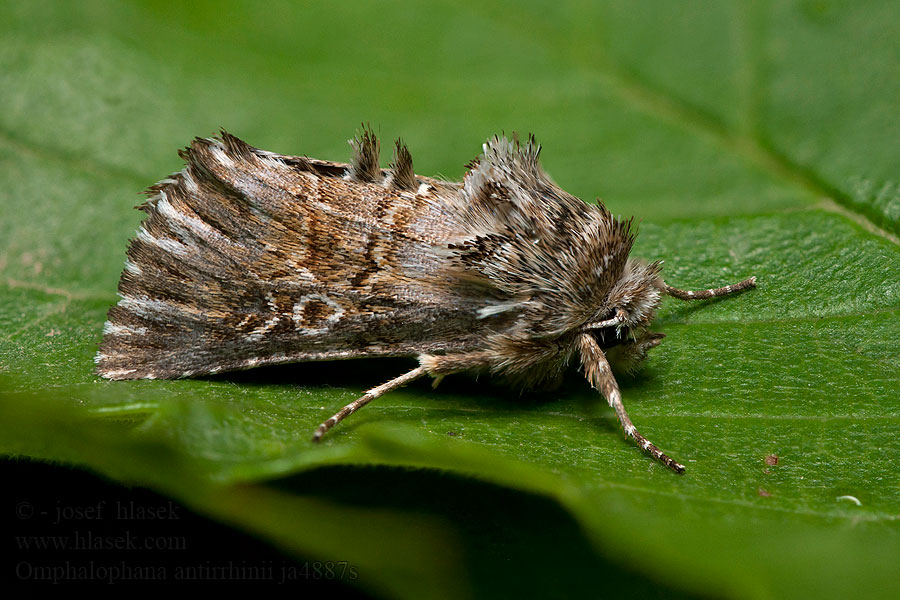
2, 2, 898, 597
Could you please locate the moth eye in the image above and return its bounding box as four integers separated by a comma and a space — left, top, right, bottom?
599, 308, 617, 322
590, 321, 629, 349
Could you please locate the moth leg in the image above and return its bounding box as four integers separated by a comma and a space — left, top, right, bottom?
312, 365, 427, 442
579, 333, 685, 473
664, 275, 756, 300
418, 351, 494, 375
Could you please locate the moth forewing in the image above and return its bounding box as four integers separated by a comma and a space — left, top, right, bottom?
96, 131, 487, 380
97, 127, 756, 473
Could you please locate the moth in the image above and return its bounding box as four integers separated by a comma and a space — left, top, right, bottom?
96, 127, 755, 473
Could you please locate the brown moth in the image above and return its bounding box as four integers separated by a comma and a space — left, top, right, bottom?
96, 127, 755, 473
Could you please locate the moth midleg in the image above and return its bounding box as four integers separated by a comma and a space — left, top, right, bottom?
664, 275, 756, 300
312, 365, 427, 441
579, 334, 685, 473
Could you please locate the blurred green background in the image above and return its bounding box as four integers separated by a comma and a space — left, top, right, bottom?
2, 1, 899, 597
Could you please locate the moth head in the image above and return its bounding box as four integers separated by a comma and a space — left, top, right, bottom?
581, 259, 664, 351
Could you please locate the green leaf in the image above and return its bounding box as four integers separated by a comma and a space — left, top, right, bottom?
2, 1, 898, 598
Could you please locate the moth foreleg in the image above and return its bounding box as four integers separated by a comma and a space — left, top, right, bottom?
664, 275, 756, 300
417, 351, 496, 389
579, 333, 685, 474
312, 365, 427, 442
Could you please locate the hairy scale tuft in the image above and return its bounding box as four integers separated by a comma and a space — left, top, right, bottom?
348, 123, 382, 183
390, 138, 417, 191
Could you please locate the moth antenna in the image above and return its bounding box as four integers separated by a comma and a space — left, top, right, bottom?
349, 123, 382, 183
390, 138, 417, 191
664, 276, 756, 300
579, 334, 685, 473
312, 366, 427, 441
